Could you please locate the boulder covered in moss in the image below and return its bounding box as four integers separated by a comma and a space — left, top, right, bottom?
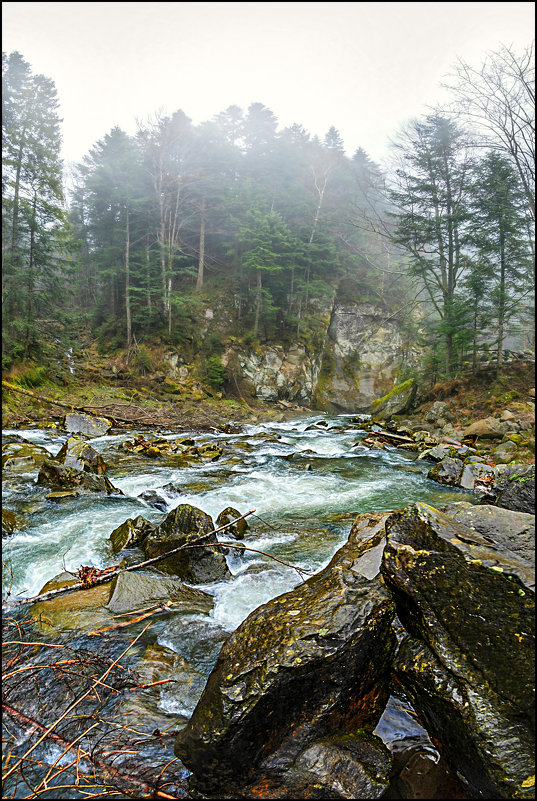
368, 379, 417, 419
2, 442, 50, 472
37, 459, 121, 495
109, 515, 155, 552
175, 516, 396, 795
56, 436, 107, 473
143, 504, 230, 583
381, 502, 535, 798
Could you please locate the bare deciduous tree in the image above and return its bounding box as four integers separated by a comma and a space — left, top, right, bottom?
444, 42, 535, 220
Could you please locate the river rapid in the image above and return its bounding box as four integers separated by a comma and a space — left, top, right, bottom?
2, 412, 477, 764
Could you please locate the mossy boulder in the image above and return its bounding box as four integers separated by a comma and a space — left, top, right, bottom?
37, 459, 121, 495
109, 515, 155, 552
368, 379, 417, 419
175, 517, 396, 794
215, 506, 248, 540
143, 504, 230, 583
56, 436, 107, 473
2, 442, 50, 472
381, 502, 535, 798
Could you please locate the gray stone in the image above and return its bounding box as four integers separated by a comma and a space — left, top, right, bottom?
107, 571, 214, 614
493, 440, 518, 464
63, 412, 111, 437
427, 457, 464, 486
460, 462, 495, 491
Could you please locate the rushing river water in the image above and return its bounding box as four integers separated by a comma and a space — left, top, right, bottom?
2, 413, 477, 749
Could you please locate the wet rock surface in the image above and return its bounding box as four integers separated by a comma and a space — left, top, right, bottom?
37, 458, 121, 495
109, 514, 155, 552
143, 503, 231, 582
175, 520, 396, 795
107, 571, 214, 614
485, 463, 535, 514
427, 456, 464, 486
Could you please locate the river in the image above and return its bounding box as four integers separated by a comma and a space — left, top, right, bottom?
2, 412, 476, 794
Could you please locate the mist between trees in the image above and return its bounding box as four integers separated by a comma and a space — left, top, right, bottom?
2, 42, 534, 380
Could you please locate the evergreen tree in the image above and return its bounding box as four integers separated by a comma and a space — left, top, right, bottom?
2, 51, 69, 365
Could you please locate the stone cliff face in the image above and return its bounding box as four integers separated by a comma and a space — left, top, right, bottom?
222, 299, 418, 412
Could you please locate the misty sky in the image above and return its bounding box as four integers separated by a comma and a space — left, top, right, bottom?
2, 1, 534, 167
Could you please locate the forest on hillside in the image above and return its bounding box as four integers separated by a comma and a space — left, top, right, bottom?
2, 42, 534, 382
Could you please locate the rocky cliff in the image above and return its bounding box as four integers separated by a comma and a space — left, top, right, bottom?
208, 293, 419, 413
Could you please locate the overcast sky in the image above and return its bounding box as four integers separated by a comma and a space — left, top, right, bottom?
3, 1, 534, 168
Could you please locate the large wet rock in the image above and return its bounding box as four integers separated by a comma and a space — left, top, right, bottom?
109, 514, 155, 552
33, 571, 113, 631
107, 571, 214, 614
381, 502, 535, 798
245, 732, 392, 799
486, 464, 535, 514
215, 506, 249, 540
395, 636, 534, 800
175, 516, 396, 795
63, 412, 112, 437
427, 456, 464, 486
143, 504, 230, 583
56, 435, 107, 473
2, 506, 24, 536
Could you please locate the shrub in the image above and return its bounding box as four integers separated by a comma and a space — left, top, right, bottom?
206, 354, 227, 389
16, 365, 48, 389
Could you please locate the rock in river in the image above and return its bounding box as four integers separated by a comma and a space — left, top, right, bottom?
143, 504, 231, 583
175, 515, 396, 796
381, 502, 535, 799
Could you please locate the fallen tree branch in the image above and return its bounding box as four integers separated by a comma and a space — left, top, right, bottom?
2, 703, 183, 799
1, 380, 121, 424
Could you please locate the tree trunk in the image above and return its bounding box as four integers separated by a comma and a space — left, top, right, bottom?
125, 206, 131, 348
496, 226, 506, 372
23, 192, 37, 359
253, 269, 262, 338
196, 196, 206, 290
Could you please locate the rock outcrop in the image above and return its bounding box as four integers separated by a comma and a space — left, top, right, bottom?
381, 502, 535, 799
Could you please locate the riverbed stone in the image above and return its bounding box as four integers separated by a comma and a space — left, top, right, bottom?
107, 571, 214, 614
381, 502, 535, 798
427, 456, 464, 486
56, 436, 107, 473
143, 504, 230, 583
37, 458, 121, 495
175, 521, 396, 794
109, 515, 155, 552
215, 506, 248, 539
137, 489, 168, 512
63, 412, 112, 437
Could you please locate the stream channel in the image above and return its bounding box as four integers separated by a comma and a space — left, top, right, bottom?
2, 413, 478, 792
